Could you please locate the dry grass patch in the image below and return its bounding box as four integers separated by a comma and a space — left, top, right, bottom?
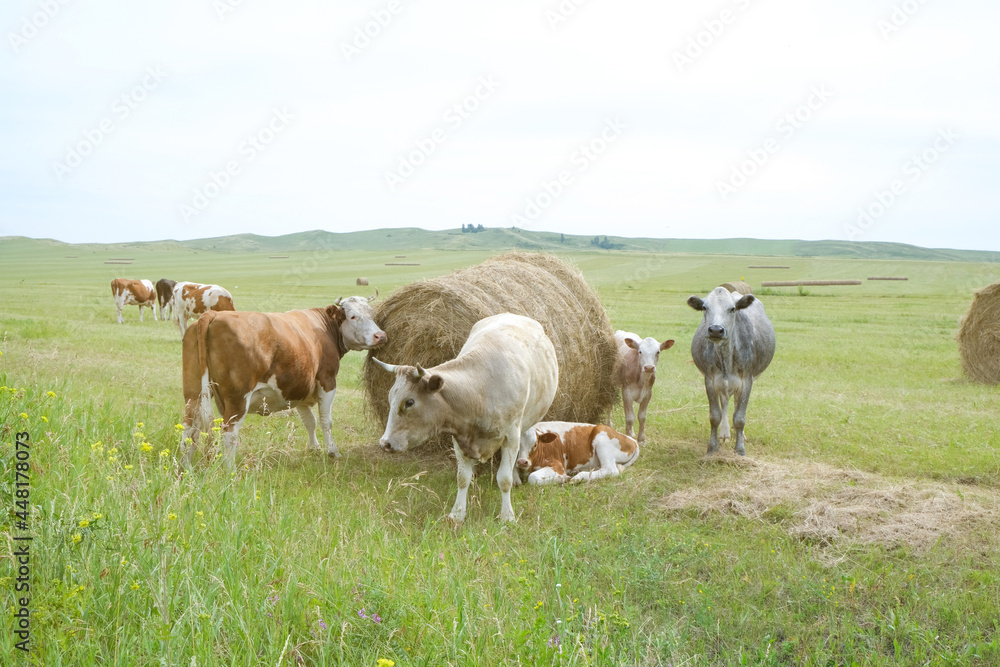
661, 456, 1000, 554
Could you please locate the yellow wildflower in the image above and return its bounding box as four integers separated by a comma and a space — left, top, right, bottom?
159, 449, 169, 458
108, 447, 118, 455
213, 417, 223, 425
79, 519, 89, 528
106, 475, 113, 481
133, 432, 144, 439
47, 390, 56, 397
377, 660, 395, 667
131, 582, 140, 590
71, 534, 82, 544
199, 522, 207, 529
136, 422, 144, 429
92, 513, 102, 520
168, 513, 177, 521
19, 412, 27, 419
175, 423, 185, 431
140, 442, 153, 452
124, 464, 133, 470
108, 456, 117, 463
41, 416, 48, 423
196, 511, 204, 517
121, 557, 128, 566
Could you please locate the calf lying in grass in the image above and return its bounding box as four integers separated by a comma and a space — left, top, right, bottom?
516, 421, 639, 485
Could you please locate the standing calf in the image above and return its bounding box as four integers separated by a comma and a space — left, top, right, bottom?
614, 330, 674, 444
687, 287, 775, 456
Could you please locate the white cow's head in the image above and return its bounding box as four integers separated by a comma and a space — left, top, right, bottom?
687, 287, 755, 342
332, 292, 387, 350
625, 336, 675, 374
372, 360, 445, 452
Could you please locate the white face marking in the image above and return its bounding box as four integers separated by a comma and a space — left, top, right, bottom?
636, 337, 662, 372
338, 296, 385, 350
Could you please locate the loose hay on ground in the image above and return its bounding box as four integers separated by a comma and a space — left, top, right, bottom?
362, 252, 619, 443
957, 280, 1000, 384
660, 459, 999, 554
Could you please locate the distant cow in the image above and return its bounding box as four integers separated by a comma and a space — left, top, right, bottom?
180, 293, 386, 468
614, 330, 675, 444
374, 313, 558, 523
111, 278, 156, 324
155, 278, 176, 321
516, 421, 639, 485
172, 282, 235, 336
688, 287, 775, 456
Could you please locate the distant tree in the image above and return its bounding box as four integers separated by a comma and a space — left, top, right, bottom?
560, 233, 565, 244
461, 224, 468, 233
477, 224, 484, 232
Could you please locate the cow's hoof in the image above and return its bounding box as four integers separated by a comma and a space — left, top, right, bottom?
326, 450, 342, 459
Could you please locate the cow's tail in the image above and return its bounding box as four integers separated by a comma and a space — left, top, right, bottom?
182, 311, 217, 435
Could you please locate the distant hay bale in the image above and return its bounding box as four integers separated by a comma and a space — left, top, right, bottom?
720, 281, 753, 295
362, 252, 619, 442
958, 281, 1000, 384
356, 277, 369, 286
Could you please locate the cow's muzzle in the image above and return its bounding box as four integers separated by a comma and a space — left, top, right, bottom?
642, 365, 655, 373
372, 330, 387, 347
707, 325, 725, 340
380, 437, 405, 453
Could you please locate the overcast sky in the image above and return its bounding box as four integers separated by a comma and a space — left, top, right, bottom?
1, 0, 998, 250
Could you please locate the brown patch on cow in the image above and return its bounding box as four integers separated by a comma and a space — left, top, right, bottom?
659, 459, 1000, 559
111, 278, 155, 304
184, 284, 235, 314
528, 424, 635, 474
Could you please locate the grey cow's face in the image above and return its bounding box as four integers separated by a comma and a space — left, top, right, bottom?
687, 287, 755, 342
336, 296, 387, 350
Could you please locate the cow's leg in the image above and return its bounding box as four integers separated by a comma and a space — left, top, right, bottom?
317, 388, 340, 458
718, 391, 731, 443
528, 467, 570, 485
705, 376, 722, 454
622, 387, 637, 439
448, 437, 476, 523
295, 406, 321, 450
636, 383, 653, 444
181, 400, 202, 469
572, 433, 620, 483
115, 296, 124, 324
732, 377, 752, 456
139, 304, 145, 322
220, 397, 249, 470
496, 426, 520, 522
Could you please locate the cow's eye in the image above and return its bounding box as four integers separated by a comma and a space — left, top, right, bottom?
404, 398, 415, 409
729, 307, 736, 313
350, 315, 357, 320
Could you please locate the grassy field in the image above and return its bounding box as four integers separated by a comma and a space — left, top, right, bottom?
2, 238, 1000, 665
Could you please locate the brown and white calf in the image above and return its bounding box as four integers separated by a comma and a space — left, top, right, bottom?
374, 313, 558, 523
172, 282, 235, 336
111, 278, 157, 324
155, 278, 176, 321
516, 422, 639, 485
181, 294, 386, 468
614, 330, 675, 444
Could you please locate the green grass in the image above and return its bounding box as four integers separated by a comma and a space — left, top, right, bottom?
2, 238, 1000, 665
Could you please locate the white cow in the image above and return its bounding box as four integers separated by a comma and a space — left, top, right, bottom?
374, 313, 558, 523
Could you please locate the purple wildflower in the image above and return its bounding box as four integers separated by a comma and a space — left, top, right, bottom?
548, 634, 562, 648
372, 613, 382, 623
358, 608, 368, 619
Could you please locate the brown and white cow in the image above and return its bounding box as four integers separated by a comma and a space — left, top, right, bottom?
111, 278, 157, 324
172, 282, 235, 336
155, 278, 176, 321
614, 330, 675, 444
180, 293, 386, 468
373, 313, 558, 523
516, 421, 639, 485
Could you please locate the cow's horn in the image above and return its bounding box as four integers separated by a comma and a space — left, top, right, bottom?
414, 364, 427, 378
372, 358, 398, 373
367, 288, 379, 302
334, 297, 344, 307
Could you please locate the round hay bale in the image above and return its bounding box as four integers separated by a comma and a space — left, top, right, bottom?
356, 277, 369, 286
362, 252, 619, 442
720, 281, 753, 295
958, 280, 1000, 383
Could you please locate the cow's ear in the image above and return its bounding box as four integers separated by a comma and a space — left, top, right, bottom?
424, 374, 444, 393
538, 432, 558, 444
624, 337, 639, 350
735, 294, 756, 310
660, 339, 675, 351
687, 296, 706, 311
326, 303, 345, 323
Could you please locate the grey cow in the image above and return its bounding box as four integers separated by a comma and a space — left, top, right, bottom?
687, 287, 775, 456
